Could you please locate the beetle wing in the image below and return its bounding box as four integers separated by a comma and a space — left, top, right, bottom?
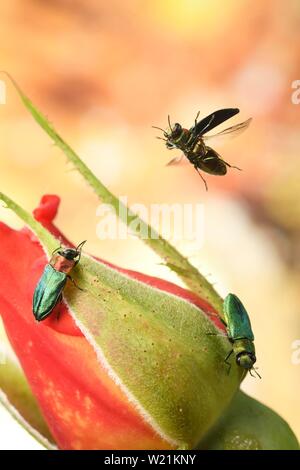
203, 118, 252, 144
191, 108, 240, 136
33, 264, 67, 321
166, 154, 190, 166
223, 294, 254, 341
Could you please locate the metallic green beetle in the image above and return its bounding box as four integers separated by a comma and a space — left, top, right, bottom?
223, 293, 260, 378
33, 241, 86, 322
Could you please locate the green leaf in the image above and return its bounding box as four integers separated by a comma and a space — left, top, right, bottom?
2, 72, 223, 315
0, 348, 56, 449
197, 391, 299, 450
0, 191, 242, 449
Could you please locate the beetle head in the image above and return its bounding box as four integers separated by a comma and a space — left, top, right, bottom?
153, 117, 183, 149
236, 351, 256, 370
58, 240, 86, 264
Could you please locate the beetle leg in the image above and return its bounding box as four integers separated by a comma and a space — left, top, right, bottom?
194, 166, 208, 191
67, 275, 84, 291
222, 159, 242, 171
224, 349, 233, 374
194, 110, 200, 127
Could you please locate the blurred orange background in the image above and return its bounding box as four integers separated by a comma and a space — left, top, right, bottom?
0, 0, 299, 445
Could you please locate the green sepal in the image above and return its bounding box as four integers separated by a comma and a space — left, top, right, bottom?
197, 391, 299, 450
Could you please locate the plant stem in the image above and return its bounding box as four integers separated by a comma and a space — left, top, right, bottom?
3, 73, 223, 313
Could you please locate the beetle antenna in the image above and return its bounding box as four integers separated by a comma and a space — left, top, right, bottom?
168, 115, 172, 131
51, 245, 62, 256
249, 367, 261, 379
76, 240, 87, 252
152, 125, 166, 133
74, 240, 87, 266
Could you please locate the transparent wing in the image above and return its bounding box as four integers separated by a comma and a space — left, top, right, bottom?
203, 118, 252, 144
166, 154, 190, 166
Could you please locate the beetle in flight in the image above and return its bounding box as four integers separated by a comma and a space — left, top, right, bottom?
153, 108, 251, 190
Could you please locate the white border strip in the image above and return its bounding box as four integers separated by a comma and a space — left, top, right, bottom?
0, 389, 57, 450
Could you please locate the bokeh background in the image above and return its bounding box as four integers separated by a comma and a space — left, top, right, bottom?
0, 0, 299, 448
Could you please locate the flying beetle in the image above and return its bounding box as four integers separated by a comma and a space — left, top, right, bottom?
222, 293, 260, 378
153, 108, 251, 190
33, 240, 86, 322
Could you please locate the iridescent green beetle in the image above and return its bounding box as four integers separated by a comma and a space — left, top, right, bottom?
33, 241, 86, 322
223, 293, 260, 378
